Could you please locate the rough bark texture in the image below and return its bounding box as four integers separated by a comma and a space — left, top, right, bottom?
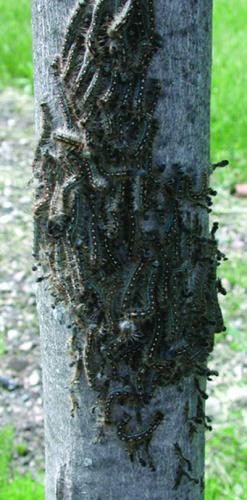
32, 1, 217, 499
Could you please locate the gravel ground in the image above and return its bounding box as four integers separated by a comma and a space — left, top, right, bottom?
0, 88, 246, 481
0, 89, 44, 479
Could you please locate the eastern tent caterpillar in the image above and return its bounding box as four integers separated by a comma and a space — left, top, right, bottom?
107, 0, 134, 38
117, 410, 164, 443
32, 101, 53, 171
127, 261, 159, 321
33, 0, 225, 469
51, 56, 78, 127
121, 260, 146, 311
61, 0, 89, 61
104, 388, 131, 424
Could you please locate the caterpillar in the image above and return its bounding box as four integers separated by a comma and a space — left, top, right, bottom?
173, 441, 198, 490
69, 192, 87, 247
33, 195, 50, 220
52, 242, 73, 304
62, 41, 81, 81
52, 128, 84, 152
194, 378, 208, 400
173, 466, 199, 490
128, 115, 158, 157
132, 172, 145, 214
104, 184, 124, 238
32, 220, 43, 260
132, 72, 146, 111
117, 410, 164, 444
97, 70, 118, 106
147, 315, 162, 361
55, 463, 67, 499
61, 1, 90, 61
32, 101, 53, 171
102, 236, 120, 269
121, 260, 146, 311
107, 0, 135, 38
157, 257, 170, 306
127, 260, 159, 321
174, 442, 192, 471
117, 410, 164, 470
216, 278, 227, 296
33, 0, 226, 470
63, 238, 83, 296
83, 327, 100, 389
104, 388, 132, 423
51, 56, 79, 127
85, 0, 108, 54
81, 68, 103, 108
73, 57, 94, 97
211, 159, 229, 170
88, 209, 99, 267
100, 110, 114, 137
84, 159, 109, 191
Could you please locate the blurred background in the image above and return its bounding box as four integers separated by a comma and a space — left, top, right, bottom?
0, 0, 246, 498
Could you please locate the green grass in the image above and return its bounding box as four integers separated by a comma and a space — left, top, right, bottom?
217, 255, 247, 351
0, 0, 33, 91
0, 426, 44, 499
221, 257, 247, 290
211, 0, 247, 187
206, 423, 247, 500
0, 335, 6, 355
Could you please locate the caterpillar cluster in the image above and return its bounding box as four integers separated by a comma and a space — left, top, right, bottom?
33, 0, 227, 471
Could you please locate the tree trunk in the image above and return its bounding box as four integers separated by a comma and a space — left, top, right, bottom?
31, 1, 218, 499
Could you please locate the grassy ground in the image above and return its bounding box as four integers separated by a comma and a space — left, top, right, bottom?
204, 190, 247, 499
0, 427, 44, 500
0, 1, 246, 498
0, 0, 32, 91
211, 0, 247, 189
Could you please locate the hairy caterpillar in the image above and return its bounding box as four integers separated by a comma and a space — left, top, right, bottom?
173, 466, 199, 490
61, 1, 90, 60
52, 128, 84, 150
88, 203, 100, 267
83, 327, 101, 389
117, 410, 164, 443
86, 160, 109, 191
97, 69, 118, 106
81, 68, 102, 107
121, 260, 146, 311
147, 315, 162, 361
173, 441, 198, 490
107, 0, 134, 38
73, 57, 93, 97
85, 0, 108, 55
127, 260, 159, 321
33, 0, 226, 471
104, 388, 132, 423
51, 56, 79, 127
32, 101, 53, 171
117, 410, 164, 469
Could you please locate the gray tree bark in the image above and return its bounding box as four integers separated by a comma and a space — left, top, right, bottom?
32, 1, 213, 499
